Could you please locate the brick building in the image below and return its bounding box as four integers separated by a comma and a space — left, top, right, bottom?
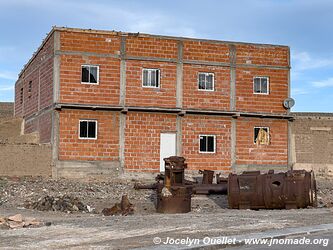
14, 27, 292, 178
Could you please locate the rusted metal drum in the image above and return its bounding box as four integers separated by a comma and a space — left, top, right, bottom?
228, 170, 317, 210
156, 186, 192, 213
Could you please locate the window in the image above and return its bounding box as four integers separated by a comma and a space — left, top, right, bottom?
81, 65, 99, 84
28, 81, 32, 98
79, 120, 97, 139
198, 72, 214, 91
20, 88, 23, 105
28, 81, 32, 93
142, 68, 160, 88
199, 135, 216, 153
254, 127, 270, 145
253, 77, 269, 94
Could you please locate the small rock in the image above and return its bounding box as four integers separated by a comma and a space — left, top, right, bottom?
8, 214, 23, 222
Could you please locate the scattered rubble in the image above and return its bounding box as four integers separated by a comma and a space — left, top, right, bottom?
24, 195, 91, 213
0, 214, 44, 229
102, 195, 134, 216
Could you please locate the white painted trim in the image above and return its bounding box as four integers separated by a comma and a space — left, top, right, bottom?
81, 65, 100, 85
253, 76, 269, 95
198, 72, 215, 91
142, 68, 161, 88
253, 126, 270, 144
199, 134, 216, 153
78, 119, 98, 140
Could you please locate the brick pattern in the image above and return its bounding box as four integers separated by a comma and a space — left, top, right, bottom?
183, 41, 229, 62
15, 32, 54, 118
125, 61, 177, 107
126, 36, 178, 59
58, 110, 119, 161
183, 65, 230, 110
292, 116, 333, 164
236, 117, 288, 165
59, 55, 120, 105
236, 44, 289, 67
60, 31, 121, 54
236, 68, 288, 113
124, 112, 177, 171
24, 111, 52, 143
182, 115, 231, 171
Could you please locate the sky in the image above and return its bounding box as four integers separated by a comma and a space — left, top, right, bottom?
0, 0, 333, 112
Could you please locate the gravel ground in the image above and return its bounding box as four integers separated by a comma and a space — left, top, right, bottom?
0, 176, 332, 249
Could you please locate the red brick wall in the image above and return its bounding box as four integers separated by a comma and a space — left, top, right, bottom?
58, 110, 119, 161
24, 111, 52, 143
183, 40, 229, 62
236, 117, 288, 165
182, 115, 231, 171
235, 44, 289, 67
183, 65, 230, 110
126, 36, 178, 59
15, 32, 54, 118
124, 112, 177, 171
125, 61, 177, 107
60, 31, 121, 54
59, 55, 120, 105
236, 68, 288, 113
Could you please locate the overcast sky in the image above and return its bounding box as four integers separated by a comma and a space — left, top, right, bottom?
1, 0, 333, 112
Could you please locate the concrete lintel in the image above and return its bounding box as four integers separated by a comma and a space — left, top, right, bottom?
54, 103, 123, 111
185, 109, 237, 116
239, 112, 293, 119
127, 106, 182, 114
55, 50, 120, 59
125, 55, 177, 63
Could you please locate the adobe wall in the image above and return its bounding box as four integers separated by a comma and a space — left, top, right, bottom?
291, 113, 333, 176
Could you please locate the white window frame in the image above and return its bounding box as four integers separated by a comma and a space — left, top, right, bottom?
79, 120, 98, 140
81, 65, 99, 85
199, 134, 216, 153
142, 68, 160, 88
253, 126, 270, 144
253, 76, 269, 95
198, 72, 215, 91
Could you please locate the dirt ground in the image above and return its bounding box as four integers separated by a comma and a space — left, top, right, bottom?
0, 176, 333, 249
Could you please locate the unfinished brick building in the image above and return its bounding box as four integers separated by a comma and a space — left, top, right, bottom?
15, 27, 292, 178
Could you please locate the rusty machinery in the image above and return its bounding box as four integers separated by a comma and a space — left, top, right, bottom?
228, 170, 317, 209
134, 156, 317, 212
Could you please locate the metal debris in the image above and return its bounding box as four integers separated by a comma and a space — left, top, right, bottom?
102, 195, 134, 216
228, 170, 317, 209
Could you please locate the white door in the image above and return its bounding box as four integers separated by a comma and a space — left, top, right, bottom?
160, 133, 176, 172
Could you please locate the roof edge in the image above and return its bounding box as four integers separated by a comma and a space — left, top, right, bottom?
17, 26, 57, 80
53, 26, 289, 48
17, 26, 290, 82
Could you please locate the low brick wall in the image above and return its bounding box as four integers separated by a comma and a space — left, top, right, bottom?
0, 144, 52, 176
